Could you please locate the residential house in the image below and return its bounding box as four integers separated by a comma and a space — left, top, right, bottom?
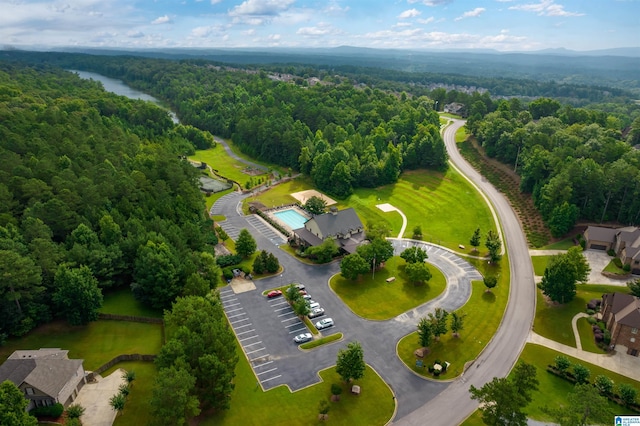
293, 207, 365, 254
0, 348, 86, 410
443, 102, 467, 117
601, 293, 640, 356
584, 226, 640, 274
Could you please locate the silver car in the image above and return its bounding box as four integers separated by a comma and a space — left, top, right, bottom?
315, 318, 334, 330
308, 307, 325, 318
293, 332, 313, 344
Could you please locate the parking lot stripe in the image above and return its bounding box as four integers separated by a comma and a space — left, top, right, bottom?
234, 324, 252, 329
253, 360, 273, 368
236, 329, 255, 336
244, 341, 263, 347
278, 312, 295, 317
230, 318, 249, 324
285, 322, 302, 328
289, 327, 307, 334
239, 335, 259, 342
256, 368, 278, 376
220, 294, 236, 300
224, 302, 241, 307
269, 301, 288, 307
246, 347, 266, 355
249, 354, 270, 361
273, 306, 291, 312
280, 317, 298, 323
260, 375, 282, 383
227, 313, 246, 319
225, 307, 244, 313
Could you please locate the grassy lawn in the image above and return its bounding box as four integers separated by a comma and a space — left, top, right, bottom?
531, 255, 552, 276
190, 145, 270, 188
604, 259, 628, 275
100, 287, 162, 318
247, 169, 496, 252
455, 125, 468, 143
330, 256, 447, 320
538, 237, 578, 250
0, 320, 163, 370
300, 333, 343, 350
515, 343, 639, 421
279, 244, 317, 265
108, 361, 156, 426
397, 255, 509, 380
200, 342, 394, 426
576, 317, 606, 354
534, 284, 629, 347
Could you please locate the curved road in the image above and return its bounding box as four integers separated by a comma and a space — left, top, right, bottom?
395, 120, 536, 425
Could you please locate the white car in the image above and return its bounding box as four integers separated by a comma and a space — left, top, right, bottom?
315, 318, 334, 330
308, 307, 325, 318
293, 333, 313, 344
308, 302, 320, 310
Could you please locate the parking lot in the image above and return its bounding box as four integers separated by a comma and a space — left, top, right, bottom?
219, 285, 336, 390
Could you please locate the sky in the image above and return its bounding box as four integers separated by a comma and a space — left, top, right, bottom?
1, 0, 639, 51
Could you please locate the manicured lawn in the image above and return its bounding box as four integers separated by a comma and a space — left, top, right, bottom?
200, 341, 394, 426
108, 361, 156, 426
279, 244, 317, 264
248, 169, 496, 252
576, 317, 606, 354
531, 255, 552, 276
604, 259, 628, 275
300, 333, 343, 350
539, 237, 578, 250
190, 145, 269, 188
397, 255, 509, 379
0, 320, 163, 371
100, 287, 162, 318
534, 284, 630, 347
455, 125, 468, 143
515, 343, 639, 421
330, 256, 447, 320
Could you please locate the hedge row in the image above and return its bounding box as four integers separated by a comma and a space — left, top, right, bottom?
255, 209, 292, 238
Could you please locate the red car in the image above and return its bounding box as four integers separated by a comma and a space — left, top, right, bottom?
267, 290, 282, 299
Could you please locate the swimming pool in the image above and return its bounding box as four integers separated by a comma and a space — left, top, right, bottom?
273, 209, 309, 230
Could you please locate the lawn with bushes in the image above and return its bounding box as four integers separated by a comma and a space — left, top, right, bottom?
330, 256, 447, 320
190, 145, 270, 189
576, 317, 606, 353
534, 284, 629, 347
109, 361, 156, 426
397, 255, 509, 380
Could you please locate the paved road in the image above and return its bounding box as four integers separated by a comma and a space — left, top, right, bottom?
395, 119, 536, 425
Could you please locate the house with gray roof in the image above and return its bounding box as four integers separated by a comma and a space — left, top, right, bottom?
0, 348, 86, 410
602, 293, 640, 356
292, 207, 365, 254
584, 226, 640, 274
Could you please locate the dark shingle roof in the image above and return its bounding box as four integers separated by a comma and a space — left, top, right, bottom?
308, 208, 363, 239
585, 226, 618, 243
604, 293, 640, 328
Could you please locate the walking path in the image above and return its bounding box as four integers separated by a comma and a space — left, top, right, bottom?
376, 203, 407, 238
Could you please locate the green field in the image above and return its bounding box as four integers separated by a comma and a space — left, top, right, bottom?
109, 361, 156, 426
0, 320, 163, 371
100, 287, 163, 318
538, 237, 578, 250
330, 256, 447, 320
190, 144, 270, 188
531, 255, 552, 276
397, 255, 509, 380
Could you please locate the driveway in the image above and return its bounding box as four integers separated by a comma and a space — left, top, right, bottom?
530, 249, 631, 286
74, 369, 126, 426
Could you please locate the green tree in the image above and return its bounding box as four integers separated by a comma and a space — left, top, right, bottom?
548, 202, 579, 237
304, 196, 326, 215
554, 355, 571, 372
0, 380, 38, 426
340, 253, 369, 280
293, 298, 311, 318
470, 227, 481, 252
405, 262, 432, 285
428, 308, 449, 341
417, 317, 433, 348
150, 366, 200, 426
412, 225, 422, 240
265, 252, 280, 273
469, 362, 538, 426
318, 399, 331, 420
538, 254, 578, 304
53, 265, 103, 326
235, 229, 257, 258
336, 341, 365, 383
356, 237, 394, 270
543, 383, 612, 426
485, 230, 502, 263
628, 278, 640, 297
565, 246, 590, 284
400, 246, 428, 264
450, 311, 466, 337
252, 250, 267, 274
618, 383, 638, 406
572, 364, 590, 384
307, 238, 338, 264
132, 240, 182, 310
483, 275, 498, 292
0, 249, 43, 316
594, 375, 614, 395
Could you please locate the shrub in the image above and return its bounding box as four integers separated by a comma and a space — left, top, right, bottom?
222, 267, 234, 280
618, 383, 638, 406
30, 403, 64, 418
607, 249, 616, 257
586, 309, 595, 315
241, 265, 251, 275
603, 329, 611, 345
216, 254, 242, 267
573, 364, 590, 384
595, 375, 614, 395
119, 384, 130, 396
587, 316, 597, 324
66, 404, 85, 419
623, 263, 631, 272
331, 383, 343, 397
554, 355, 571, 372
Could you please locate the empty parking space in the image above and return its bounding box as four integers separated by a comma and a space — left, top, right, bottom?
246, 215, 286, 246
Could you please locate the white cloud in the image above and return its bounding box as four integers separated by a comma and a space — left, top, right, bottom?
151, 15, 171, 25
127, 30, 144, 38
296, 22, 341, 37
407, 0, 451, 6
417, 17, 435, 24
393, 22, 413, 28
509, 0, 584, 17
230, 0, 295, 16
455, 7, 486, 21
398, 8, 421, 19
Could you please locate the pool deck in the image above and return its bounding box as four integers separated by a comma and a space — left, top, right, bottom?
266, 205, 311, 234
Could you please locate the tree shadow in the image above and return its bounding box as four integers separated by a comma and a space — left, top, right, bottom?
482, 290, 496, 304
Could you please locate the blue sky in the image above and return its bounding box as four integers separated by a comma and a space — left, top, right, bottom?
1, 0, 638, 51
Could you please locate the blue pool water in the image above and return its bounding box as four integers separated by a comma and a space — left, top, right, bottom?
274, 209, 309, 230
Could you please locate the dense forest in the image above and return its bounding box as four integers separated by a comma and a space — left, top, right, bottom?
0, 61, 221, 340
468, 97, 640, 236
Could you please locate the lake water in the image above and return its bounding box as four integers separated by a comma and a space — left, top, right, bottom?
71, 70, 179, 123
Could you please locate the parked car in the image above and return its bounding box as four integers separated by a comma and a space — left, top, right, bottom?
267, 290, 282, 299
308, 302, 320, 310
294, 283, 305, 290
299, 289, 308, 295
316, 318, 334, 330
302, 294, 312, 300
293, 333, 313, 344
308, 308, 325, 318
